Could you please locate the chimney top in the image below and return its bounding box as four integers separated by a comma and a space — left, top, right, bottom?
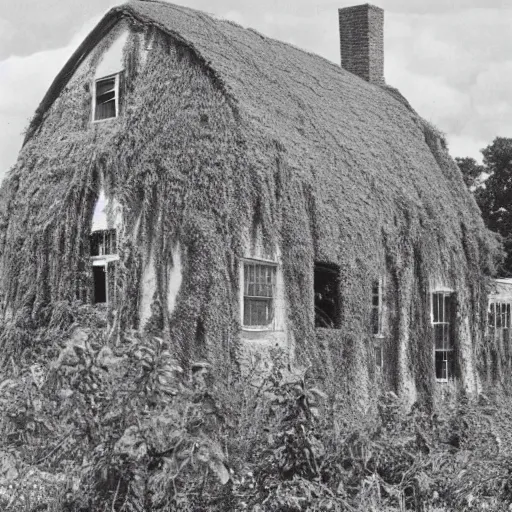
338, 4, 385, 84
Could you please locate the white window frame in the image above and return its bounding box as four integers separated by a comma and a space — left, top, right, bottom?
92, 73, 120, 123
431, 289, 455, 383
91, 228, 119, 305
488, 300, 511, 340
240, 257, 277, 331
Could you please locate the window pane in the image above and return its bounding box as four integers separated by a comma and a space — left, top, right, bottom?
244, 298, 273, 326
371, 307, 379, 335
96, 100, 116, 121
243, 263, 276, 326
375, 345, 382, 369
96, 78, 115, 97
372, 281, 379, 306
435, 351, 447, 380
433, 293, 440, 323
444, 294, 451, 323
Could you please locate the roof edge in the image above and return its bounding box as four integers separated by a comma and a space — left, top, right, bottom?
23, 7, 124, 145
22, 3, 240, 146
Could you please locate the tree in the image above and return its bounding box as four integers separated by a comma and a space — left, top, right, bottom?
455, 156, 485, 189
458, 137, 512, 276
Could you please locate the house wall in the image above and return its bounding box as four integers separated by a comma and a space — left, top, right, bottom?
95, 27, 129, 79
238, 225, 294, 373
1, 11, 495, 409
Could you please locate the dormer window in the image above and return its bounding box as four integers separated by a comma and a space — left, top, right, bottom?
93, 74, 119, 121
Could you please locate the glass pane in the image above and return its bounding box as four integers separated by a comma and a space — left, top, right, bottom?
371, 307, 379, 335
95, 99, 116, 120
375, 345, 382, 369
434, 324, 446, 350
435, 351, 447, 380
96, 78, 115, 97
244, 298, 273, 326
244, 263, 275, 298
444, 294, 451, 323
433, 293, 440, 323
372, 281, 379, 306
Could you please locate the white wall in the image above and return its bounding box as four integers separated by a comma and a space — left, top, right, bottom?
94, 27, 129, 79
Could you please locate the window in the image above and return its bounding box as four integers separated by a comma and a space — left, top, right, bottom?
371, 279, 383, 336
314, 263, 340, 328
372, 279, 384, 371
93, 74, 119, 121
90, 229, 117, 256
90, 229, 118, 305
432, 291, 456, 381
488, 301, 511, 340
242, 260, 276, 328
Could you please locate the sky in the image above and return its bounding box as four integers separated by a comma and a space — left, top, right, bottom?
1, 0, 512, 182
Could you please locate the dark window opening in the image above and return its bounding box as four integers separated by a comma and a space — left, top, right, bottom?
93, 265, 107, 304
94, 76, 117, 121
432, 291, 456, 381
90, 229, 117, 256
314, 263, 340, 329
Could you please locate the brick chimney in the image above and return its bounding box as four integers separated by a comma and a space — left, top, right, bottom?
338, 4, 384, 84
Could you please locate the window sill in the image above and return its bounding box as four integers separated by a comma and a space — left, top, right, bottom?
241, 326, 276, 332
92, 117, 118, 124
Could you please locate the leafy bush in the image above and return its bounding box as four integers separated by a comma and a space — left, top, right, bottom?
3, 318, 512, 511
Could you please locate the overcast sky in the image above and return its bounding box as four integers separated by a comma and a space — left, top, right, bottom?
1, 0, 511, 181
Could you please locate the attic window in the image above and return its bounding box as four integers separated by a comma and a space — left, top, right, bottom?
432, 291, 456, 382
314, 263, 340, 329
242, 260, 277, 329
93, 74, 119, 121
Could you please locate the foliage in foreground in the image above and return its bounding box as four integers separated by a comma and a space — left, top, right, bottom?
2, 314, 512, 511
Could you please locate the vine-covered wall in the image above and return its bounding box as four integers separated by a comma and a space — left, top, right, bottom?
0, 10, 500, 405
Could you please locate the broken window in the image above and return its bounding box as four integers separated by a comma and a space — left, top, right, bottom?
432, 291, 456, 381
93, 74, 119, 121
90, 228, 118, 305
314, 263, 340, 329
242, 260, 276, 328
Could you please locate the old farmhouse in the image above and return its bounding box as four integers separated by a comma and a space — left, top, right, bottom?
0, 1, 499, 404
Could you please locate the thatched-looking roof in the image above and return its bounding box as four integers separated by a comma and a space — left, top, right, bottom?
0, 0, 499, 400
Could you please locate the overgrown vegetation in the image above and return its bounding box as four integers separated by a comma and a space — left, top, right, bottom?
2, 314, 512, 511
0, 3, 499, 407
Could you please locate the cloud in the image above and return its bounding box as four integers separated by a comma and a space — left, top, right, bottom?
385, 8, 512, 161
1, 0, 511, 177
0, 13, 114, 179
